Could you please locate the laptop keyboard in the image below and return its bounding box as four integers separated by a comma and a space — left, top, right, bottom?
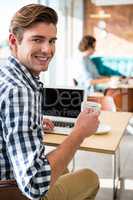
53, 121, 74, 128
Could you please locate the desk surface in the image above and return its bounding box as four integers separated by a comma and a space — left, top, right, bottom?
43, 111, 132, 155
108, 77, 133, 89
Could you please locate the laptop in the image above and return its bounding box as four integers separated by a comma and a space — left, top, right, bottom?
42, 86, 86, 135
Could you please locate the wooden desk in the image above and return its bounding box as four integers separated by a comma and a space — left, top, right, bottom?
43, 111, 132, 199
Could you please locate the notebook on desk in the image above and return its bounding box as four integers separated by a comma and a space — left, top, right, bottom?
42, 86, 86, 135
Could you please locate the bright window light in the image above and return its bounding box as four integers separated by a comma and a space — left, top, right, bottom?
100, 178, 133, 190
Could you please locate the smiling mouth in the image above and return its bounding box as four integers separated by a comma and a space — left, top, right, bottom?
35, 55, 51, 64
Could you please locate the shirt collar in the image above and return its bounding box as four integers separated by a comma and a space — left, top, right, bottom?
8, 56, 44, 91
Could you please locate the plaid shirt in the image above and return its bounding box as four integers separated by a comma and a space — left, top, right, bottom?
0, 56, 51, 199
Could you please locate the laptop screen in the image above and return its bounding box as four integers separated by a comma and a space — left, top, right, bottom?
42, 87, 85, 118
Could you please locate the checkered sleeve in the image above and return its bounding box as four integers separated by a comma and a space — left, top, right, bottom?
3, 86, 51, 200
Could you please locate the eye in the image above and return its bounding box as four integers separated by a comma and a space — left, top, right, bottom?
49, 39, 56, 45
32, 38, 42, 43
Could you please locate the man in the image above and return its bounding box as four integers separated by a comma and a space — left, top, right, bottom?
73, 35, 110, 94
0, 4, 100, 200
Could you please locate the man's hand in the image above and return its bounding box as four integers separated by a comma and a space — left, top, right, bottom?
73, 108, 100, 139
42, 118, 54, 131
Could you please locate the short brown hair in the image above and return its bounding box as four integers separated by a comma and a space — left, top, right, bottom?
78, 35, 96, 52
9, 3, 58, 41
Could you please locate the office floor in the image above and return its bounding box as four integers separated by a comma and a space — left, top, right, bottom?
72, 132, 133, 200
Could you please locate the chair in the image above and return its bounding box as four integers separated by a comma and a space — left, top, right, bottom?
105, 88, 133, 112
0, 179, 29, 200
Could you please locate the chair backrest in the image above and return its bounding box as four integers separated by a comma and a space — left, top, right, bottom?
105, 88, 133, 112
0, 180, 29, 200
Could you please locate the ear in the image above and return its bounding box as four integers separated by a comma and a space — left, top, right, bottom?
9, 33, 17, 46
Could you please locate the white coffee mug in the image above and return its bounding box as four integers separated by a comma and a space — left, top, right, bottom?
81, 101, 101, 112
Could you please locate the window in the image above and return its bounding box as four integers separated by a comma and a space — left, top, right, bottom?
0, 0, 38, 59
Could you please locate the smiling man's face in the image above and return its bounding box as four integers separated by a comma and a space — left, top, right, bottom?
9, 22, 57, 76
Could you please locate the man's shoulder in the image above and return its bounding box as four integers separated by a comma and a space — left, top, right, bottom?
0, 62, 28, 95
0, 62, 18, 84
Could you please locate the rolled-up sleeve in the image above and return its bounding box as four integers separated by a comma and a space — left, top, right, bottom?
3, 86, 51, 200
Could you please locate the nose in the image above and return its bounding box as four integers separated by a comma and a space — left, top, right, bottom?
41, 41, 53, 54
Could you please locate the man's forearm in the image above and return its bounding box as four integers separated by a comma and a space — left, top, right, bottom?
46, 130, 84, 185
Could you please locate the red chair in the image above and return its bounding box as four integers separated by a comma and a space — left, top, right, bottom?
105, 88, 133, 112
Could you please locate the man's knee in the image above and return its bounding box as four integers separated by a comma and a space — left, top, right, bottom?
77, 168, 99, 199
43, 168, 99, 200
62, 168, 99, 194
81, 168, 99, 189
65, 168, 99, 200
60, 168, 99, 190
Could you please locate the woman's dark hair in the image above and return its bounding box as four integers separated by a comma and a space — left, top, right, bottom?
78, 35, 96, 52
